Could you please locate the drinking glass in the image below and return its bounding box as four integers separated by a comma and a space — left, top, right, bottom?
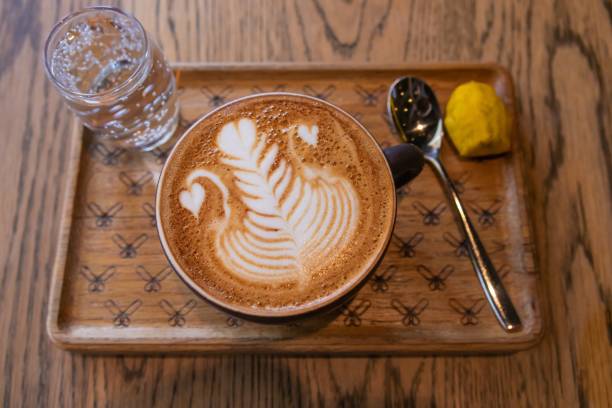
44, 7, 178, 150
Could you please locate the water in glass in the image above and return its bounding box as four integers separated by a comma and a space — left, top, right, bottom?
45, 7, 178, 150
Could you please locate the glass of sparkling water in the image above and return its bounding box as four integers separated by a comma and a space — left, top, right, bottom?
44, 7, 178, 150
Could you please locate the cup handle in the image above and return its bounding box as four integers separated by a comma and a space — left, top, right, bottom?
382, 144, 425, 189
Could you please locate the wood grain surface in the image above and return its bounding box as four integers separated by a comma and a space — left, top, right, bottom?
0, 0, 609, 406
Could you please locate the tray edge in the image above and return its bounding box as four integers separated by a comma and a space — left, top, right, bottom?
47, 118, 84, 349
497, 65, 545, 346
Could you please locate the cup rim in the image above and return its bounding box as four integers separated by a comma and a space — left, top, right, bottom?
155, 92, 397, 319
43, 6, 150, 100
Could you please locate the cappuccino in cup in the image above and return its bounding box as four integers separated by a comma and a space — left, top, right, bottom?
157, 93, 396, 318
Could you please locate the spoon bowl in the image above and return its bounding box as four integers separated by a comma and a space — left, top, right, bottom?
388, 77, 441, 152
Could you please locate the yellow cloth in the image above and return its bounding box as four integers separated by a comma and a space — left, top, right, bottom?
444, 81, 511, 157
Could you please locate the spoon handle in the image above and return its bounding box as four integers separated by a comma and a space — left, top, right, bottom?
426, 156, 522, 332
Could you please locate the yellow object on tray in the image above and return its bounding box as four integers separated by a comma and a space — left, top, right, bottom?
444, 81, 511, 158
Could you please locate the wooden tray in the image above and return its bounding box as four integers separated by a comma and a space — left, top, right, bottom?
48, 63, 542, 353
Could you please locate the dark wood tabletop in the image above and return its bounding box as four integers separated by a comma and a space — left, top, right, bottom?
0, 0, 610, 406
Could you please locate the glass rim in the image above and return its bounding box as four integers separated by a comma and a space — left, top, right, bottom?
43, 6, 150, 100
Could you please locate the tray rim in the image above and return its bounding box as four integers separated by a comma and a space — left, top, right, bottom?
47, 62, 544, 354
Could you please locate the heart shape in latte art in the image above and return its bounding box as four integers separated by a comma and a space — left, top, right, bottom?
178, 182, 205, 218
297, 124, 318, 145
179, 118, 360, 285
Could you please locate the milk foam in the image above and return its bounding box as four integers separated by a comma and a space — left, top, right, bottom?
159, 94, 396, 312
179, 118, 359, 284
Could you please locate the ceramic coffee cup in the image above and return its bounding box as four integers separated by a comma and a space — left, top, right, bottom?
156, 93, 424, 321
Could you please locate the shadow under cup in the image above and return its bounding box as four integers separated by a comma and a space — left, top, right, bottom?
155, 93, 424, 322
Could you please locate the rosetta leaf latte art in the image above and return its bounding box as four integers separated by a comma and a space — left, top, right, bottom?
180, 118, 360, 284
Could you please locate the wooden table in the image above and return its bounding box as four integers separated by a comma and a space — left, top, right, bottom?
1, 1, 610, 406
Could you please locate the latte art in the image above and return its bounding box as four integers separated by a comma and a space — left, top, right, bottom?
158, 94, 395, 313
180, 118, 359, 283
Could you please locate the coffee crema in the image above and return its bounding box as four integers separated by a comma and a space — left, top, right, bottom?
158, 94, 395, 315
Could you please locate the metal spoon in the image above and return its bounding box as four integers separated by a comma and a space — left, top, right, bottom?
388, 77, 522, 332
